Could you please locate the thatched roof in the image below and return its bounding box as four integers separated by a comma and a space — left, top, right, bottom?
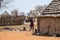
38, 15, 60, 17
28, 10, 38, 17
28, 13, 34, 17
42, 0, 60, 15
1, 11, 10, 16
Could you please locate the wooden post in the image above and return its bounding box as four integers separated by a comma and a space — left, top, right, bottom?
37, 17, 40, 33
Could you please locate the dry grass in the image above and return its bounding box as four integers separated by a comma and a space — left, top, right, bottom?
0, 22, 37, 30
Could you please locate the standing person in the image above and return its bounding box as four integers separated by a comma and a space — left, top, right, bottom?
29, 18, 34, 31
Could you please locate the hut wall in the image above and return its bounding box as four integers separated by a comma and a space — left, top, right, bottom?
37, 17, 60, 35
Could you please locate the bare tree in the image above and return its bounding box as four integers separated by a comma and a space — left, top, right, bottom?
11, 10, 18, 17
19, 12, 25, 16
34, 5, 47, 16
28, 5, 47, 17
0, 0, 12, 8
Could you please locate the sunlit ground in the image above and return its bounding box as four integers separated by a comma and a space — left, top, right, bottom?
0, 21, 37, 31
0, 31, 60, 40
0, 21, 60, 40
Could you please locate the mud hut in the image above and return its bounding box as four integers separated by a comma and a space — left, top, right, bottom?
28, 10, 38, 22
0, 11, 25, 26
0, 11, 11, 26
37, 0, 60, 35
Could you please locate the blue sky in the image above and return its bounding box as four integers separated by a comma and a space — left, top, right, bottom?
0, 0, 52, 14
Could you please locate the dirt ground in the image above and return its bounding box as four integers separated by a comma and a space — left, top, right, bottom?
0, 22, 37, 31
0, 22, 60, 40
0, 31, 60, 40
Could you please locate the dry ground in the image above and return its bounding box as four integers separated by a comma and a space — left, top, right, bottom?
0, 22, 60, 40
0, 22, 37, 31
0, 31, 60, 40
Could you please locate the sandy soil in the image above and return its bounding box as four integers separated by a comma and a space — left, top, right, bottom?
0, 22, 60, 40
0, 22, 37, 31
0, 31, 60, 40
